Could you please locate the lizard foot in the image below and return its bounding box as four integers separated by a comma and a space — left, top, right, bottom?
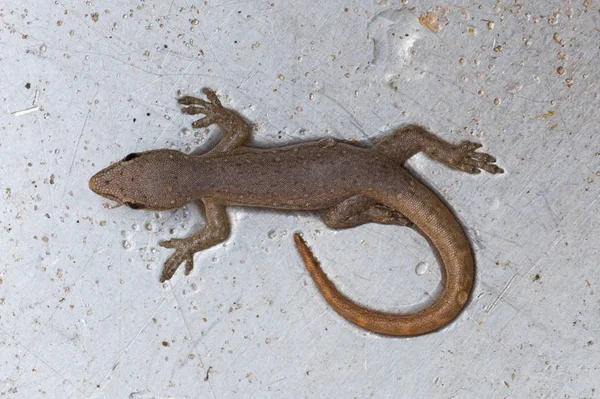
179, 88, 225, 128
447, 141, 504, 174
370, 205, 413, 226
159, 238, 195, 282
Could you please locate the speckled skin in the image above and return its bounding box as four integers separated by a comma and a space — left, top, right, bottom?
89, 89, 503, 336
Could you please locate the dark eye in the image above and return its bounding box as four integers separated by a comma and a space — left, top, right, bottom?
124, 202, 144, 210
123, 153, 139, 161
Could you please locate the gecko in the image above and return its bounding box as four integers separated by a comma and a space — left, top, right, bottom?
89, 88, 503, 336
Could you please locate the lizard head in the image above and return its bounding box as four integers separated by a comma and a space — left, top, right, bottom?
89, 149, 193, 210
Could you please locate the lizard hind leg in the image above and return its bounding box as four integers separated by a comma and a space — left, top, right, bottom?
322, 195, 412, 229
373, 125, 504, 174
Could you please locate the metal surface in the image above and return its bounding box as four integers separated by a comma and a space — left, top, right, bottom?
1, 1, 598, 397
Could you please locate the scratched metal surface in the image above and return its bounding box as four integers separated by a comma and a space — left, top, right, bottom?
1, 1, 598, 398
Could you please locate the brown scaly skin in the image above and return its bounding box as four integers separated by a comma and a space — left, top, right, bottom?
89, 88, 503, 336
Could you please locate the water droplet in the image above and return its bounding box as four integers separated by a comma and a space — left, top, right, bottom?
268, 229, 277, 239
122, 240, 132, 249
415, 262, 428, 276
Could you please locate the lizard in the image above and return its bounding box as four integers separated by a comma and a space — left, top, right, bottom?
89, 88, 504, 336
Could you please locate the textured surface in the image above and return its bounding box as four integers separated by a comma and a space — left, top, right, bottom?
1, 1, 599, 398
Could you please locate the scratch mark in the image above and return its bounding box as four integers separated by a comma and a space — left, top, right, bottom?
59, 88, 98, 208
236, 70, 255, 89
484, 273, 517, 314
4, 331, 87, 396
319, 92, 367, 138
168, 272, 216, 397
484, 232, 563, 318
266, 376, 287, 386
90, 293, 172, 396
306, 309, 327, 326
130, 76, 164, 96
11, 106, 40, 116
205, 0, 254, 9
167, 60, 194, 98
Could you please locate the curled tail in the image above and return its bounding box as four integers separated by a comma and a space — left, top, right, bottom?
294, 179, 474, 336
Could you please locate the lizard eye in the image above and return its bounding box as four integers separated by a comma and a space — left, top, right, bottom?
124, 202, 144, 210
123, 153, 139, 161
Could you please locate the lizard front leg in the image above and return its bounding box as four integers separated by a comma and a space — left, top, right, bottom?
179, 88, 251, 154
159, 200, 229, 282
373, 125, 504, 174
322, 195, 412, 229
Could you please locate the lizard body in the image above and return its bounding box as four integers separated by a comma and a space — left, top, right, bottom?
89, 89, 503, 336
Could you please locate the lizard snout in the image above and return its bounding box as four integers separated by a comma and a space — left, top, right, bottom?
88, 172, 101, 194
88, 168, 121, 204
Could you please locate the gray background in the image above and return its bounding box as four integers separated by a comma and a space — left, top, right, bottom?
1, 1, 599, 398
